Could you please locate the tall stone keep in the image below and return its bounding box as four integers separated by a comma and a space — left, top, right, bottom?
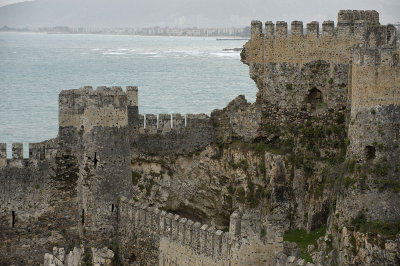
58, 86, 134, 245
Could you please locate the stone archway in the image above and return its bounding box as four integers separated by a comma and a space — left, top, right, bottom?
306, 87, 323, 111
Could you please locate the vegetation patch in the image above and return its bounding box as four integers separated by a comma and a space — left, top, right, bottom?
351, 213, 400, 240
286, 83, 293, 90
131, 171, 141, 186
283, 226, 326, 263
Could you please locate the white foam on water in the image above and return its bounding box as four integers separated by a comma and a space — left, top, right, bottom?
102, 52, 126, 55
211, 52, 240, 58
140, 52, 158, 55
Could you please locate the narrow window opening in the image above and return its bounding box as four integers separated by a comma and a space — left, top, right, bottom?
387, 30, 392, 44
81, 209, 84, 225
94, 152, 98, 167
111, 204, 114, 212
12, 211, 15, 227
306, 87, 324, 111
365, 146, 376, 160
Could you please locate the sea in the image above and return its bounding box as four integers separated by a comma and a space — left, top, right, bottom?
0, 32, 257, 157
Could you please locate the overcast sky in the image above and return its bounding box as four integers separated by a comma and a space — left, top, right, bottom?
0, 0, 399, 27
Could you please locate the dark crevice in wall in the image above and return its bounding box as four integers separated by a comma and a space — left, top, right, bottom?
12, 211, 15, 227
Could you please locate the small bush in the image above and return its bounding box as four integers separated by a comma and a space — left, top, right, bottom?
286, 83, 293, 90
344, 176, 356, 188
328, 78, 334, 84
372, 162, 389, 177
261, 228, 266, 237
131, 171, 141, 186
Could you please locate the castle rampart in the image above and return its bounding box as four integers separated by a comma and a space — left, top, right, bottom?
118, 197, 282, 265
0, 139, 59, 169
243, 10, 397, 111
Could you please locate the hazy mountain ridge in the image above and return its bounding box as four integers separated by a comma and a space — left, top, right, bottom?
0, 0, 398, 28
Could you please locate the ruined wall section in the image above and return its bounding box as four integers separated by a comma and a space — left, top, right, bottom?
0, 141, 80, 265
118, 198, 282, 265
211, 95, 262, 142
132, 113, 214, 157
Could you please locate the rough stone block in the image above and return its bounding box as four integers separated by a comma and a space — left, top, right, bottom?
126, 86, 138, 106
214, 230, 223, 259
200, 224, 209, 254
158, 114, 171, 133
251, 20, 263, 37
165, 213, 174, 238
322, 21, 334, 35
192, 222, 202, 251
145, 114, 157, 133
159, 211, 167, 235
185, 219, 194, 246
307, 21, 319, 36
265, 21, 274, 37
207, 226, 216, 257
152, 208, 160, 231
145, 206, 153, 229
172, 214, 180, 240
138, 114, 145, 133
0, 143, 6, 159
276, 21, 288, 36
178, 218, 187, 244
12, 143, 23, 159
291, 21, 303, 35
221, 232, 229, 258
172, 113, 185, 130
29, 143, 40, 160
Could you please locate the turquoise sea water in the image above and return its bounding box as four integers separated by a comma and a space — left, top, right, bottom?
0, 32, 257, 156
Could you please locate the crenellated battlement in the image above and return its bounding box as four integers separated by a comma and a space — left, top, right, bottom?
137, 113, 210, 135
337, 10, 379, 25
0, 141, 58, 168
251, 20, 394, 41
118, 197, 282, 265
245, 10, 397, 68
118, 198, 277, 264
119, 198, 231, 260
59, 86, 137, 131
